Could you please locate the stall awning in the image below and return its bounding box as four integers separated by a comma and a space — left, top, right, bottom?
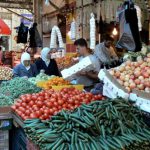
0, 19, 11, 35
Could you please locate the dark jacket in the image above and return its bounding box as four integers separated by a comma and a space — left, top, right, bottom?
29, 23, 42, 48
35, 58, 61, 76
13, 63, 38, 78
17, 23, 28, 44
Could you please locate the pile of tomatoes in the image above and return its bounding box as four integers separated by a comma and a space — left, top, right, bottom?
11, 88, 103, 120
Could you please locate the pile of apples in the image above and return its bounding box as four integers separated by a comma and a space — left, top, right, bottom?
109, 54, 150, 93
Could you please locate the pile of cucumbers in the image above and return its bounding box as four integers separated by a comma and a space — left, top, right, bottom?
24, 98, 150, 150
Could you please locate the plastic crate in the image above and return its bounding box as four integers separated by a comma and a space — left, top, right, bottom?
0, 130, 9, 150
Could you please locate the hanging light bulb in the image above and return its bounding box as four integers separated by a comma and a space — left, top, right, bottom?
112, 27, 118, 36
67, 31, 71, 38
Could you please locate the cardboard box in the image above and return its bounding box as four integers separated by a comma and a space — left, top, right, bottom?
61, 56, 95, 80
130, 90, 150, 113
99, 69, 129, 99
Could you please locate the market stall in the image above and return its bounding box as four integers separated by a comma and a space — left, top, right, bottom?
0, 0, 150, 150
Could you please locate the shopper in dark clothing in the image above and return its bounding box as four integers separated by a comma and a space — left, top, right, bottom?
35, 47, 61, 76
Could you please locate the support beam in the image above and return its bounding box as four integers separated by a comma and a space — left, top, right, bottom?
0, 0, 32, 5
81, 0, 84, 38
0, 2, 32, 9
49, 0, 60, 11
33, 0, 42, 39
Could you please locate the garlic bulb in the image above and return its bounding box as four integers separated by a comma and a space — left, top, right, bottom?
55, 26, 64, 48
50, 26, 64, 49
70, 18, 76, 41
50, 26, 57, 49
90, 13, 96, 50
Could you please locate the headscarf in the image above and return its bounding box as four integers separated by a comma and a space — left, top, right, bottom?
41, 47, 51, 67
21, 52, 31, 70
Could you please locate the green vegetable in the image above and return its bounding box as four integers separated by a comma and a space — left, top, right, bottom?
23, 98, 150, 150
0, 94, 13, 106
28, 72, 55, 84
0, 77, 41, 100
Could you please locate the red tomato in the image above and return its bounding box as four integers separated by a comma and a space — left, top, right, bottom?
39, 92, 45, 96
17, 111, 22, 116
40, 115, 45, 120
53, 107, 57, 112
44, 95, 50, 100
33, 105, 39, 111
47, 101, 53, 107
35, 111, 41, 117
20, 95, 26, 100
26, 96, 32, 102
25, 110, 30, 116
30, 113, 37, 119
24, 116, 29, 120
62, 104, 67, 108
29, 101, 34, 106
58, 106, 62, 110
37, 101, 43, 107
67, 104, 72, 109
50, 98, 56, 103
97, 94, 102, 99
54, 111, 58, 115
53, 102, 58, 107
74, 100, 80, 105
49, 109, 54, 115
32, 95, 37, 101
44, 109, 50, 114
19, 107, 25, 113
58, 99, 64, 105
21, 102, 26, 107
68, 99, 74, 105
37, 96, 44, 101
15, 102, 21, 108
11, 105, 16, 110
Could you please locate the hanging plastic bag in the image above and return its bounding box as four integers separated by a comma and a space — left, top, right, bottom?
116, 10, 135, 51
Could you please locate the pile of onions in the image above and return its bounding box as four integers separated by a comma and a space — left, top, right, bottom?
109, 54, 150, 93
0, 67, 13, 80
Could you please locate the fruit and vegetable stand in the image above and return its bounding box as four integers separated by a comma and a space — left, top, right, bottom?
0, 65, 150, 149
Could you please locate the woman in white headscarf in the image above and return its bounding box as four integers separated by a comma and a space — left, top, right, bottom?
13, 52, 38, 78
35, 47, 61, 76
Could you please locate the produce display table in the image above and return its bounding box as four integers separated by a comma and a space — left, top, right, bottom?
12, 112, 24, 128
12, 112, 40, 150
0, 107, 12, 150
0, 107, 12, 120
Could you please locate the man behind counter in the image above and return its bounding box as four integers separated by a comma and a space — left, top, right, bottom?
74, 38, 100, 91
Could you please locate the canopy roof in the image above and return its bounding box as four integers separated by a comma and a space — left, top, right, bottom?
0, 19, 11, 35
0, 0, 33, 10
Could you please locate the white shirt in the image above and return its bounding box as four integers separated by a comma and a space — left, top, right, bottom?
76, 54, 101, 87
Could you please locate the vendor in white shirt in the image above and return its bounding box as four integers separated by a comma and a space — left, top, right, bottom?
74, 38, 100, 91
94, 35, 118, 64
